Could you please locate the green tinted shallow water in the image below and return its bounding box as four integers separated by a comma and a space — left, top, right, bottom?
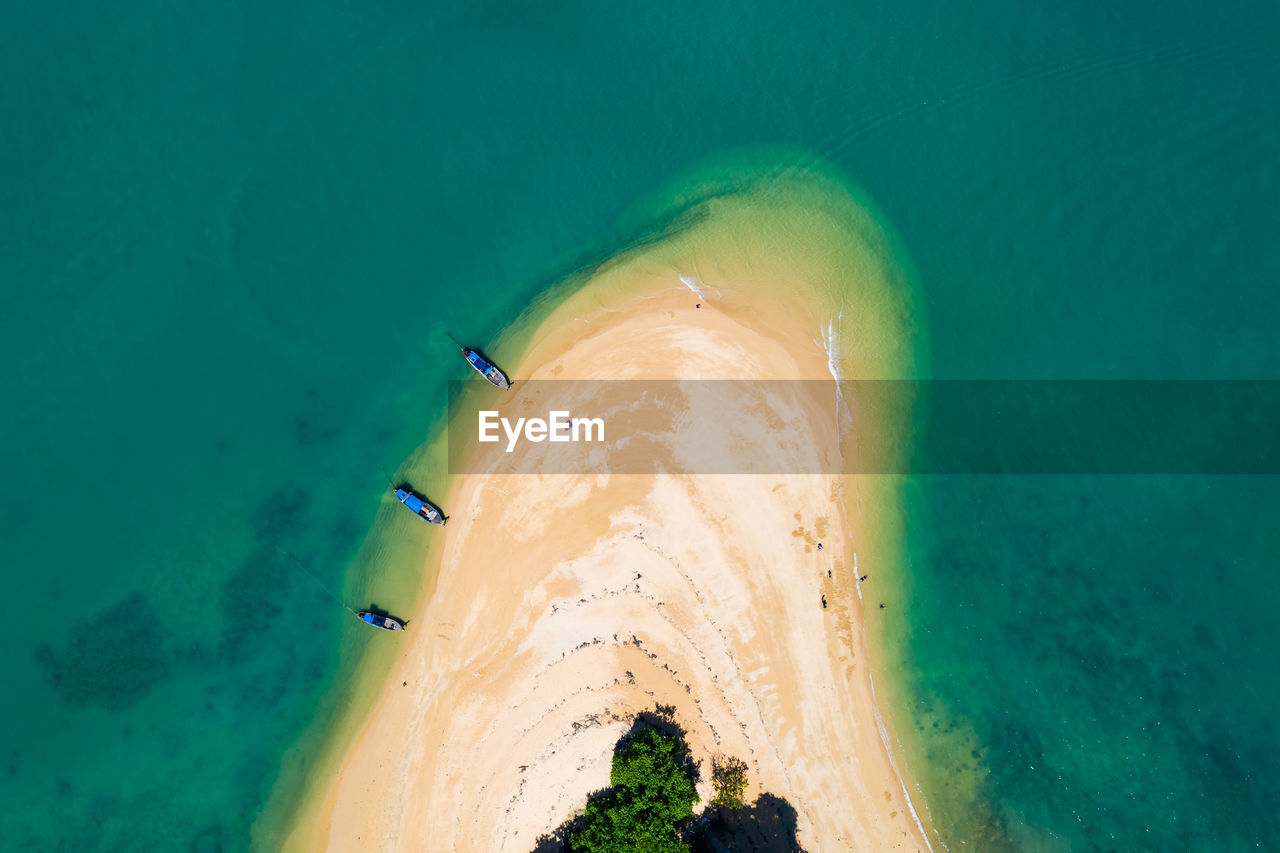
2, 1, 1278, 850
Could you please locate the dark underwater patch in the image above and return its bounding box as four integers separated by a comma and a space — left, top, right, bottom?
218, 547, 292, 663
35, 593, 171, 711
219, 490, 312, 662
250, 489, 309, 543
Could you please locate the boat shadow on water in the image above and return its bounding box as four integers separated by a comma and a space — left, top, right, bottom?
460, 344, 512, 390
393, 481, 448, 525
358, 604, 409, 632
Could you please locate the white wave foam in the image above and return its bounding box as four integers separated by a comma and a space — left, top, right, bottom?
820, 314, 842, 384
817, 313, 852, 445
679, 273, 708, 301
868, 671, 938, 852
854, 552, 862, 601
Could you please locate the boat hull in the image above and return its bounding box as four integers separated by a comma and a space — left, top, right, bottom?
394, 486, 446, 524
463, 348, 511, 389
358, 611, 404, 631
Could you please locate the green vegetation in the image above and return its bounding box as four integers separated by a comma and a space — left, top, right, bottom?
535, 714, 761, 853
709, 756, 750, 811
566, 728, 699, 853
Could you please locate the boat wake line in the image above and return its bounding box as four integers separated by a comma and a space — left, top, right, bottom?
281, 548, 407, 632
279, 547, 357, 616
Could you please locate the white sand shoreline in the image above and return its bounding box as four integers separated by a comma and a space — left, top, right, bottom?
286, 188, 933, 852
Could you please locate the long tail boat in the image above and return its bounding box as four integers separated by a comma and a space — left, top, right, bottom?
358, 610, 404, 631
462, 346, 511, 389
394, 486, 446, 525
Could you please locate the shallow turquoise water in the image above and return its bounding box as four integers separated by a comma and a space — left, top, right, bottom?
1, 1, 1277, 850
893, 475, 1280, 849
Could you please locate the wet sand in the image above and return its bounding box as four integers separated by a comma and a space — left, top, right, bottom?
289, 252, 931, 850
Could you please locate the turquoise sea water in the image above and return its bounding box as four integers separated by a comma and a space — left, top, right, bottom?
2, 1, 1278, 850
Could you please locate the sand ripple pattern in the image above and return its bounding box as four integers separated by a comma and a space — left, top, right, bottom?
309, 286, 930, 852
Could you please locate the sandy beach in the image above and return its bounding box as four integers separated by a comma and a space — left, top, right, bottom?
287, 192, 931, 852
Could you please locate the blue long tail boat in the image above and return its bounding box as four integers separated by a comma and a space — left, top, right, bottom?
358, 610, 404, 631
462, 346, 511, 389
394, 486, 446, 525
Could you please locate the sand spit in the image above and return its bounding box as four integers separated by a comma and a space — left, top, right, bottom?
291, 273, 930, 851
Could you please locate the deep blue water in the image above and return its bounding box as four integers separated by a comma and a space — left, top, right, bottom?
1, 1, 1277, 849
